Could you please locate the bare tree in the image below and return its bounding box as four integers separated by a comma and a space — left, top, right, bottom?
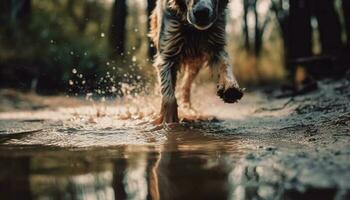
243, 0, 251, 52
271, 0, 290, 67
313, 0, 342, 56
109, 0, 127, 57
343, 0, 350, 50
288, 0, 312, 63
242, 0, 271, 56
0, 0, 31, 27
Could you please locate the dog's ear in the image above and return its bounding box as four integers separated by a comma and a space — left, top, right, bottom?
168, 0, 187, 11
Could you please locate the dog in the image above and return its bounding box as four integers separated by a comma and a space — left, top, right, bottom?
150, 0, 243, 124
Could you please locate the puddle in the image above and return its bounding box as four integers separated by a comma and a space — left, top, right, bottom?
1, 83, 350, 199
0, 126, 252, 200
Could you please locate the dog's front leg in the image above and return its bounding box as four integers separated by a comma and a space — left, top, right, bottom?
153, 56, 179, 124
213, 51, 243, 103
180, 64, 201, 109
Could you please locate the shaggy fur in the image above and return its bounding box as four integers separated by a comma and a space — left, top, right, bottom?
150, 0, 243, 124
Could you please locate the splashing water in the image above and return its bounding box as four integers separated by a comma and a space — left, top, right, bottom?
1, 73, 350, 200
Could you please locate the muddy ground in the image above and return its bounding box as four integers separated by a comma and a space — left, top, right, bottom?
0, 77, 349, 199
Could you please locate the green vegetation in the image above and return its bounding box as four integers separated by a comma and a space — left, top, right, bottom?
0, 0, 349, 95
0, 0, 149, 95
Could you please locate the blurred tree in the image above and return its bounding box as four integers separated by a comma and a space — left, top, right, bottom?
312, 0, 342, 56
288, 0, 312, 65
147, 0, 156, 58
0, 0, 31, 33
243, 0, 251, 52
1, 0, 31, 23
67, 0, 89, 33
271, 0, 290, 68
109, 0, 127, 57
273, 0, 343, 77
343, 0, 350, 50
242, 0, 270, 56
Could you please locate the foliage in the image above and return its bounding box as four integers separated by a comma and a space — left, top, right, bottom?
0, 0, 148, 95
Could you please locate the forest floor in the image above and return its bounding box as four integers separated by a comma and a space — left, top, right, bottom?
0, 76, 350, 199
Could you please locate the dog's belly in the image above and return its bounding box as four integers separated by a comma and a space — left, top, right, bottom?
181, 53, 209, 68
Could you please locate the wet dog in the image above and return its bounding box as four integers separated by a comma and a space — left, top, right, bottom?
150, 0, 243, 124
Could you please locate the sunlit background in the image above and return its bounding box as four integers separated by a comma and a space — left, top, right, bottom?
2, 0, 346, 97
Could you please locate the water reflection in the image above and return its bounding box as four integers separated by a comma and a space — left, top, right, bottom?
0, 127, 247, 200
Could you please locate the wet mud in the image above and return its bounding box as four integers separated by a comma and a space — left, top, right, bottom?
0, 78, 350, 199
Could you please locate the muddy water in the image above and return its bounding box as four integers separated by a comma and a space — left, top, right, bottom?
1, 81, 350, 199
0, 124, 254, 200
0, 88, 322, 200
0, 89, 257, 200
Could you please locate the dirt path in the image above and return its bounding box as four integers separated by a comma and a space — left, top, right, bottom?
0, 78, 349, 199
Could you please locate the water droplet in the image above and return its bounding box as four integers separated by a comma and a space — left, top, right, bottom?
85, 93, 93, 100
101, 33, 105, 38
69, 80, 74, 85
72, 68, 77, 74
132, 56, 137, 62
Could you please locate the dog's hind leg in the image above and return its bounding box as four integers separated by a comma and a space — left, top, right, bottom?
153, 57, 179, 124
212, 51, 244, 103
180, 64, 201, 109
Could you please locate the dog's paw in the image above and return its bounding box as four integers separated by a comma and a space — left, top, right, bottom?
217, 86, 244, 103
152, 101, 179, 124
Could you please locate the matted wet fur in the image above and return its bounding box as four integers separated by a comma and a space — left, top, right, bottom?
150, 0, 243, 124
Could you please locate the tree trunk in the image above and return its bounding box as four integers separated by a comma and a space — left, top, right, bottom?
0, 0, 31, 26
271, 0, 290, 70
147, 0, 156, 58
109, 0, 127, 57
243, 0, 251, 52
288, 0, 312, 72
16, 0, 31, 24
343, 0, 350, 50
312, 0, 342, 56
253, 0, 263, 56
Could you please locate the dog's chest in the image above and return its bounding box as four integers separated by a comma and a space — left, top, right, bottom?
181, 28, 212, 57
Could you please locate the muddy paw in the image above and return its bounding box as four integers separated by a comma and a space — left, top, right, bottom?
152, 100, 179, 124
217, 86, 244, 103
151, 113, 179, 125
